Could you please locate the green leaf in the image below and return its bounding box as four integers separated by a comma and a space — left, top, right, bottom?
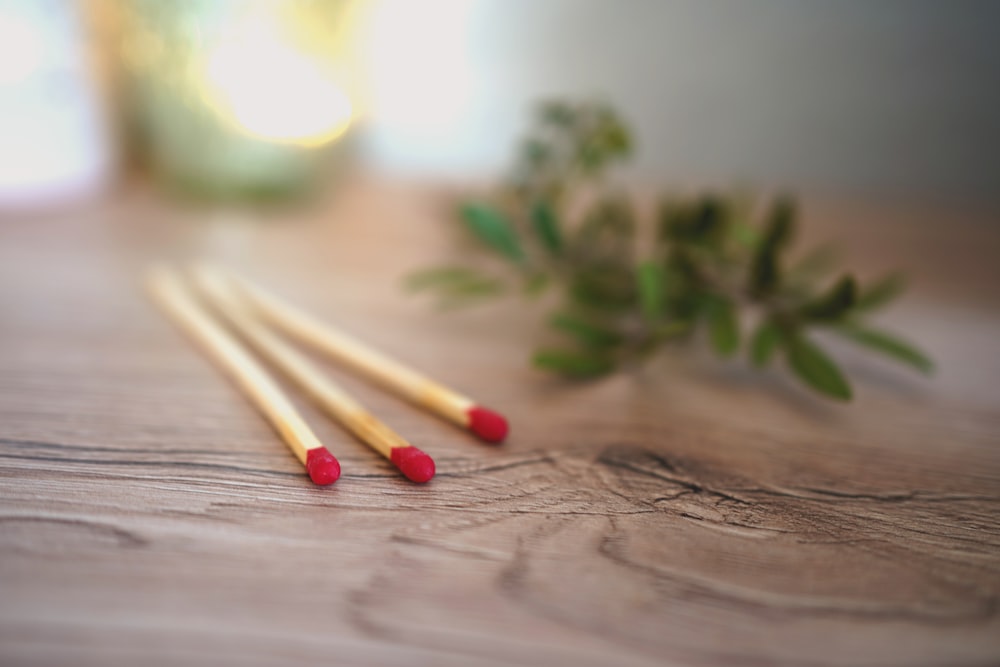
523, 273, 550, 298
764, 197, 797, 249
789, 245, 839, 281
570, 105, 633, 173
405, 266, 505, 308
855, 273, 906, 312
550, 313, 624, 348
656, 320, 693, 339
636, 261, 666, 322
800, 275, 857, 321
658, 196, 727, 248
443, 279, 505, 297
833, 323, 933, 374
749, 249, 778, 296
704, 296, 740, 357
691, 196, 728, 246
522, 138, 550, 166
658, 201, 689, 242
786, 334, 852, 400
749, 197, 797, 296
750, 321, 782, 367
530, 200, 563, 255
539, 100, 574, 126
569, 264, 637, 312
459, 202, 524, 263
533, 349, 616, 378
579, 140, 605, 172
602, 121, 632, 156
732, 222, 761, 249
435, 292, 503, 310
655, 320, 693, 345
575, 197, 636, 263
405, 267, 497, 291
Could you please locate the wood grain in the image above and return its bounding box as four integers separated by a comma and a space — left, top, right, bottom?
1, 178, 999, 666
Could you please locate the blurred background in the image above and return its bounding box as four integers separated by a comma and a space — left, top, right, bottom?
1, 0, 998, 209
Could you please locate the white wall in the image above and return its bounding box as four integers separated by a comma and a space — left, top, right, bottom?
357, 0, 1000, 204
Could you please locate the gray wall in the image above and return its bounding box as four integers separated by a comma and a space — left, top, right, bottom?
359, 0, 1000, 205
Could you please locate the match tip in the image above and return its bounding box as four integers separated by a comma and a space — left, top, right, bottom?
305, 447, 341, 485
390, 446, 436, 483
467, 406, 509, 443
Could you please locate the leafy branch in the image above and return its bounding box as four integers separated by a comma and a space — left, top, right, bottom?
407, 100, 933, 400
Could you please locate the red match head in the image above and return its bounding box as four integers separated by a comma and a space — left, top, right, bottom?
305, 447, 341, 485
467, 406, 508, 443
390, 446, 435, 483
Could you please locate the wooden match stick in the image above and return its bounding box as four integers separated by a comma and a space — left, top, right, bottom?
208, 267, 509, 443
191, 268, 435, 483
145, 266, 340, 485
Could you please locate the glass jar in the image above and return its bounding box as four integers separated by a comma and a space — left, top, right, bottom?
119, 0, 358, 201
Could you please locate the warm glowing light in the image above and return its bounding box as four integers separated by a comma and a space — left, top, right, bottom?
203, 15, 352, 147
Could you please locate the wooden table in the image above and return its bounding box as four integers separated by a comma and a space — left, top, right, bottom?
2, 179, 999, 666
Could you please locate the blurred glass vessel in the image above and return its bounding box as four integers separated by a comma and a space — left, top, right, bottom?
120, 0, 357, 201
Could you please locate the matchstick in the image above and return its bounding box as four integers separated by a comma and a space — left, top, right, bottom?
191, 268, 435, 483
145, 266, 340, 485
209, 267, 509, 443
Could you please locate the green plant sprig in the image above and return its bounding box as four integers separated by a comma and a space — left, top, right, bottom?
407, 100, 932, 400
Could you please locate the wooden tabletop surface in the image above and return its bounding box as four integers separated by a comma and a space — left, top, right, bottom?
2, 178, 999, 667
